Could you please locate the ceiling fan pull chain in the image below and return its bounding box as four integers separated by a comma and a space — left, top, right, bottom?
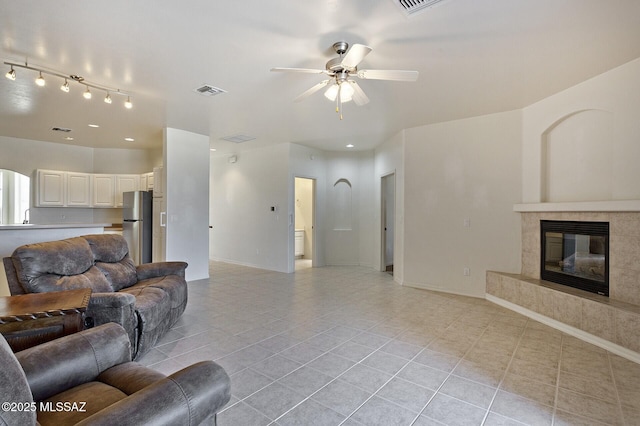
338, 84, 343, 120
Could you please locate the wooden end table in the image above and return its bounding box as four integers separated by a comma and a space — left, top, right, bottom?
0, 288, 91, 352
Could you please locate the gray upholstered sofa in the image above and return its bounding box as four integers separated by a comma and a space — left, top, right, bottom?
3, 234, 188, 360
0, 322, 230, 426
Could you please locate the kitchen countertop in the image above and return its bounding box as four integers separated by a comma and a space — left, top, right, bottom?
0, 223, 112, 230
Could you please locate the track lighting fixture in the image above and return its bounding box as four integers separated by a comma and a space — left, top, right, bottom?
3, 60, 133, 109
35, 72, 45, 87
5, 66, 16, 80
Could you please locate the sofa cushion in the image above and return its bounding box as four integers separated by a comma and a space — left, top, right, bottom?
28, 265, 113, 293
11, 237, 113, 293
83, 234, 138, 290
95, 259, 138, 291
129, 276, 187, 310
37, 382, 128, 426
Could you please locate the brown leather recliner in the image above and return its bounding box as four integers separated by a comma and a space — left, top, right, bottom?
0, 322, 230, 426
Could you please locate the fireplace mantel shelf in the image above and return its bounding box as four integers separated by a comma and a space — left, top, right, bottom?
514, 200, 640, 213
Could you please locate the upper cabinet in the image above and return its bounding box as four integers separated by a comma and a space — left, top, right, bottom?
92, 174, 116, 208
65, 172, 92, 207
34, 169, 159, 208
152, 167, 163, 198
36, 170, 66, 206
115, 175, 140, 207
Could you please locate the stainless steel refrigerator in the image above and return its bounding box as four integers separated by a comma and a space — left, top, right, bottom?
123, 191, 152, 265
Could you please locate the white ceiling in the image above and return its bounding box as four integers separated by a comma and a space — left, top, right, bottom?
2, 0, 640, 153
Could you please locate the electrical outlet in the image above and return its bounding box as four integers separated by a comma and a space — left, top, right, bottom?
463, 267, 470, 276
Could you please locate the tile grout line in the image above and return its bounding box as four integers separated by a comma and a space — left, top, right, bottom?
478, 317, 529, 425
606, 349, 626, 425
551, 333, 564, 425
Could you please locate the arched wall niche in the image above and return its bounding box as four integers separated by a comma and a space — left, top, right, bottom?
540, 109, 613, 202
332, 178, 352, 230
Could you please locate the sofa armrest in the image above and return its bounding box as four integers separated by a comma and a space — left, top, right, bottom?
136, 261, 188, 280
86, 292, 138, 349
76, 361, 231, 426
16, 323, 131, 402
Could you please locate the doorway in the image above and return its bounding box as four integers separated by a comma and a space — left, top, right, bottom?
381, 173, 395, 274
294, 177, 315, 270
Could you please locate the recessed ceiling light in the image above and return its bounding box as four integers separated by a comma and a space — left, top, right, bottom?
64, 137, 74, 141
210, 148, 217, 151
346, 144, 354, 148
124, 137, 134, 142
88, 124, 99, 128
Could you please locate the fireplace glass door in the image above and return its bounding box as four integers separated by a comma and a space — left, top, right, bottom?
541, 220, 609, 296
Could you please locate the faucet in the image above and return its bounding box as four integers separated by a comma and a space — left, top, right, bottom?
23, 208, 30, 224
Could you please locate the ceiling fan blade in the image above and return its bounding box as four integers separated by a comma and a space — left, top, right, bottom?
294, 80, 330, 102
356, 69, 419, 81
349, 81, 370, 106
271, 67, 327, 74
340, 44, 372, 69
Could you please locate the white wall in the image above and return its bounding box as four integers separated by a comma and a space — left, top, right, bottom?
93, 147, 161, 174
210, 143, 291, 272
522, 57, 640, 202
324, 151, 375, 267
402, 111, 522, 297
374, 131, 405, 283
164, 128, 210, 281
210, 143, 377, 272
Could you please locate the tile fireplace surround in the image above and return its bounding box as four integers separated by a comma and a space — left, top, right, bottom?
487, 209, 640, 361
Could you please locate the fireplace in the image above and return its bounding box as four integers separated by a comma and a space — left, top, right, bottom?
540, 220, 609, 296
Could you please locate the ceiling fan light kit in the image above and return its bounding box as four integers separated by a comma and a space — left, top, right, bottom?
271, 41, 418, 119
4, 60, 133, 109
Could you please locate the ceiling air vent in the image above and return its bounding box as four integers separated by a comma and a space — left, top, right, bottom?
193, 84, 227, 97
221, 134, 255, 143
51, 127, 72, 133
392, 0, 449, 16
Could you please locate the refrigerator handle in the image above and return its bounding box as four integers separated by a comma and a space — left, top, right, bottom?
160, 211, 166, 227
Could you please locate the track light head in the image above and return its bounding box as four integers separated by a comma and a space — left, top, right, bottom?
104, 92, 112, 104
35, 72, 45, 86
83, 86, 92, 99
124, 96, 133, 109
60, 79, 70, 92
5, 66, 16, 80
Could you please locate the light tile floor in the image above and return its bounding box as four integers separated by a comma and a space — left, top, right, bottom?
139, 262, 640, 425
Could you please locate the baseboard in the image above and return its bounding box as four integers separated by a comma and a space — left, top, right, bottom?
403, 281, 484, 299
486, 294, 640, 364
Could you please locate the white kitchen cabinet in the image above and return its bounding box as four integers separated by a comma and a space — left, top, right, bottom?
92, 174, 116, 207
140, 172, 154, 191
146, 172, 155, 190
65, 172, 92, 207
152, 167, 163, 198
36, 170, 66, 207
295, 229, 305, 257
140, 174, 148, 192
115, 174, 140, 207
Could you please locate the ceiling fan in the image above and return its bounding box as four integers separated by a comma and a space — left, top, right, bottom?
271, 41, 419, 119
